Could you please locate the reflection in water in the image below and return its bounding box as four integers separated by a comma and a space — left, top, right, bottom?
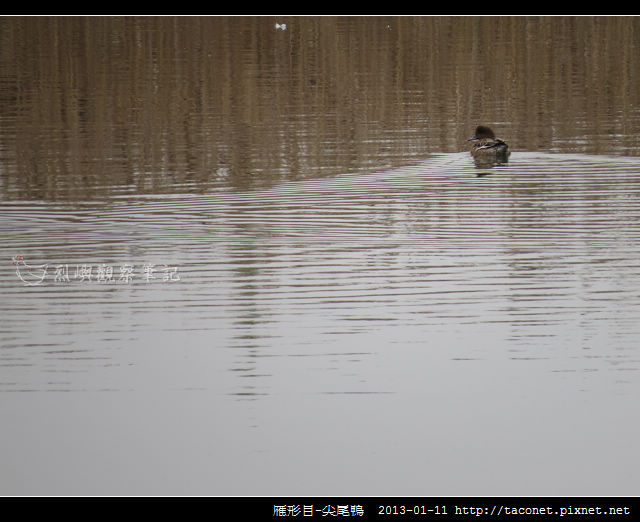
2, 152, 639, 397
1, 17, 640, 198
1, 17, 640, 495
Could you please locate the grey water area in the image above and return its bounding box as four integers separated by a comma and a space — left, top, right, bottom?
2, 16, 640, 496
1, 151, 639, 495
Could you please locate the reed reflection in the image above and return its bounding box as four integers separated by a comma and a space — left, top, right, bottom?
1, 16, 640, 200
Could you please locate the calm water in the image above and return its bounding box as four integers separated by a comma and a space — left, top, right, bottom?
1, 17, 639, 495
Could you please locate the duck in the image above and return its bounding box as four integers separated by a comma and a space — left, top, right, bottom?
467, 125, 510, 164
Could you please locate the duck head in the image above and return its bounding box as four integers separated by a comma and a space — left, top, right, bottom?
467, 125, 496, 141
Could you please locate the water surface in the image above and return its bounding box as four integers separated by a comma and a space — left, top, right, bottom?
1, 16, 639, 496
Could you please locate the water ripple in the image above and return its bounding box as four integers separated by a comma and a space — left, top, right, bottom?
2, 152, 640, 394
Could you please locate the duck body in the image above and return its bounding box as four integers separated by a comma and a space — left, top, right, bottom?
467, 125, 510, 164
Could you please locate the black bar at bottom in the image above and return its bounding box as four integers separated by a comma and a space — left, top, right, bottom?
2, 496, 638, 520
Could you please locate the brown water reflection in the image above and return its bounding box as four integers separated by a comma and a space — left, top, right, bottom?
1, 16, 640, 199
2, 17, 640, 495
